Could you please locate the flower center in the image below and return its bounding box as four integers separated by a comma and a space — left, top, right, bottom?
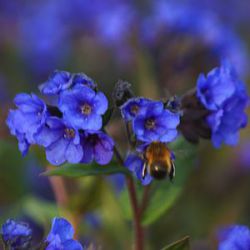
88, 134, 99, 144
64, 128, 75, 139
130, 105, 139, 115
81, 103, 92, 115
145, 118, 155, 130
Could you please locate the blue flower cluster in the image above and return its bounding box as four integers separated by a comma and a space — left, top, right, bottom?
1, 219, 32, 249
121, 97, 180, 185
6, 71, 114, 166
218, 225, 250, 250
1, 217, 84, 250
196, 61, 249, 148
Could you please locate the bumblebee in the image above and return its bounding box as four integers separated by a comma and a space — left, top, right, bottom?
142, 142, 175, 181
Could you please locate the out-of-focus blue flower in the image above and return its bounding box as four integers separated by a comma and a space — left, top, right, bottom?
35, 117, 83, 166
207, 82, 248, 148
218, 225, 250, 250
59, 84, 108, 130
121, 97, 150, 122
197, 62, 237, 110
95, 2, 135, 46
125, 154, 152, 185
186, 0, 250, 26
142, 0, 248, 76
133, 101, 180, 143
6, 93, 47, 155
85, 213, 101, 229
1, 219, 32, 249
18, 1, 70, 75
81, 131, 114, 165
106, 174, 125, 193
46, 217, 83, 250
39, 70, 72, 95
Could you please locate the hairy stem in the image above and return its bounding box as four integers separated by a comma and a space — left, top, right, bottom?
140, 185, 151, 216
47, 166, 69, 206
46, 166, 79, 239
113, 147, 144, 250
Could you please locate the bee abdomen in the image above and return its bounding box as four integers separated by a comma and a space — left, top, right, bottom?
150, 162, 167, 180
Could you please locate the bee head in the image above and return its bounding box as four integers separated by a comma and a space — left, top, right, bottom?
150, 162, 167, 180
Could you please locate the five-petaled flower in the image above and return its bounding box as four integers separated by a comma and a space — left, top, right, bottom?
59, 84, 108, 130
121, 97, 150, 122
35, 117, 83, 166
133, 100, 180, 143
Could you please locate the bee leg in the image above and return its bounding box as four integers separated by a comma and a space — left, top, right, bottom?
142, 162, 148, 180
169, 161, 175, 182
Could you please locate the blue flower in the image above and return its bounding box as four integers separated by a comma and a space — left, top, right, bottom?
133, 101, 180, 143
1, 219, 32, 249
72, 73, 96, 89
6, 93, 47, 154
197, 62, 237, 110
59, 84, 108, 130
6, 110, 30, 155
35, 117, 83, 166
120, 97, 150, 122
46, 217, 83, 250
207, 82, 248, 148
39, 71, 96, 96
39, 70, 72, 95
18, 1, 70, 75
142, 1, 248, 76
125, 154, 152, 185
218, 225, 250, 250
81, 131, 114, 165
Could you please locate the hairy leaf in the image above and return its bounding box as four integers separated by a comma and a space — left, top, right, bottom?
42, 161, 130, 177
161, 236, 190, 250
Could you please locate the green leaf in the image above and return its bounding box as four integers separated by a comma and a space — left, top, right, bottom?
142, 139, 196, 225
42, 161, 130, 177
161, 236, 190, 250
22, 196, 58, 226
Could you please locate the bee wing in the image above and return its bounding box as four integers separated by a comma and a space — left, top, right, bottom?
142, 162, 148, 179
169, 161, 175, 181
